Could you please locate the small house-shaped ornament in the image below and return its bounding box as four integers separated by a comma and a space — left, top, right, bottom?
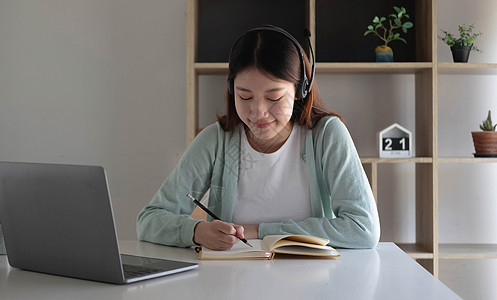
379, 123, 412, 158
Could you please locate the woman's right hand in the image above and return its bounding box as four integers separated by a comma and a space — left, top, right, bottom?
193, 220, 245, 250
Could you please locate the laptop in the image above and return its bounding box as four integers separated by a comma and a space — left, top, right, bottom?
0, 161, 198, 284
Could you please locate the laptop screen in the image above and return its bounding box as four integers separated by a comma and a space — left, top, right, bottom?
0, 162, 197, 284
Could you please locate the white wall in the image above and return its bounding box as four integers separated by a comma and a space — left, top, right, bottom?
1, 0, 497, 298
0, 0, 187, 239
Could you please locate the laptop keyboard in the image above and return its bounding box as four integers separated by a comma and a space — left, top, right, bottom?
123, 264, 163, 279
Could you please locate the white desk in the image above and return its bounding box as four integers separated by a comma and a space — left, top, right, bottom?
0, 241, 460, 300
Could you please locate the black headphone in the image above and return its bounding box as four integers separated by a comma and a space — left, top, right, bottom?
227, 25, 315, 101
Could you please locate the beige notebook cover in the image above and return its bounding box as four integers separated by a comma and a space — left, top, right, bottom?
198, 235, 340, 260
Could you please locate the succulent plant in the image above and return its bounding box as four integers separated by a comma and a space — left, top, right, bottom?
479, 110, 497, 131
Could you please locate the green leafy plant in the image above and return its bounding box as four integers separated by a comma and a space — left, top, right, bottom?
439, 24, 483, 52
479, 110, 497, 131
363, 6, 414, 46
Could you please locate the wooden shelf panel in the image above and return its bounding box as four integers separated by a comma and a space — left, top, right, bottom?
438, 62, 497, 75
438, 157, 497, 163
316, 62, 433, 74
194, 61, 497, 75
195, 62, 228, 75
439, 244, 497, 259
397, 243, 434, 259
193, 62, 434, 75
360, 157, 432, 164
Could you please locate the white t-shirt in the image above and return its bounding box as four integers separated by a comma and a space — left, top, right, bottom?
231, 124, 312, 225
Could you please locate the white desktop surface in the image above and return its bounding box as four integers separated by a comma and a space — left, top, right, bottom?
0, 241, 460, 300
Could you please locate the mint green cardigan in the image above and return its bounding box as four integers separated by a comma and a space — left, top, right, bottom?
137, 116, 380, 248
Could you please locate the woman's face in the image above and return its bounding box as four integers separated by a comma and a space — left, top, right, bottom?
234, 67, 295, 151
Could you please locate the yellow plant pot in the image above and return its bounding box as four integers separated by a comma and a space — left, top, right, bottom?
375, 45, 393, 62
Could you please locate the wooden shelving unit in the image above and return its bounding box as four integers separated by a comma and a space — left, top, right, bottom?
439, 244, 497, 259
193, 62, 434, 74
316, 62, 433, 74
438, 62, 497, 74
398, 243, 435, 259
186, 0, 497, 278
438, 157, 497, 163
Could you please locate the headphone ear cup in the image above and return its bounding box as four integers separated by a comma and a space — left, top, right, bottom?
302, 78, 309, 99
296, 78, 309, 100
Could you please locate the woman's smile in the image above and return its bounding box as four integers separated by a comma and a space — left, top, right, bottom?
253, 120, 274, 129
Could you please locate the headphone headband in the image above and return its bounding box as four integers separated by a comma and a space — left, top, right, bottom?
227, 25, 315, 100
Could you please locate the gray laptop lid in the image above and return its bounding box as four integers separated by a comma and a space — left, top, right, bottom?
0, 162, 197, 284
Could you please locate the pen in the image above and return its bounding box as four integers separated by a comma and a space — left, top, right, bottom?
186, 194, 253, 248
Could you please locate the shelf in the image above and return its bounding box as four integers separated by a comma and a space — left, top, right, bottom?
438, 157, 497, 163
399, 243, 497, 260
438, 62, 497, 75
193, 62, 434, 75
397, 243, 434, 259
193, 62, 497, 76
439, 244, 497, 259
194, 62, 228, 75
360, 157, 432, 164
316, 62, 433, 74
187, 0, 463, 279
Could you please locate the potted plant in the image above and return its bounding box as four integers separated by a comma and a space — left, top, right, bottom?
472, 110, 497, 156
363, 6, 414, 62
439, 24, 483, 63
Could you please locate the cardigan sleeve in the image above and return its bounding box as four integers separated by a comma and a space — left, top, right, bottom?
136, 124, 220, 247
259, 117, 380, 248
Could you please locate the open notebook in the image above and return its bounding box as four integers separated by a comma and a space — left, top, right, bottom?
199, 234, 340, 260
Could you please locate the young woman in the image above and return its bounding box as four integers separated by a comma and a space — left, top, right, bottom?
137, 25, 380, 250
